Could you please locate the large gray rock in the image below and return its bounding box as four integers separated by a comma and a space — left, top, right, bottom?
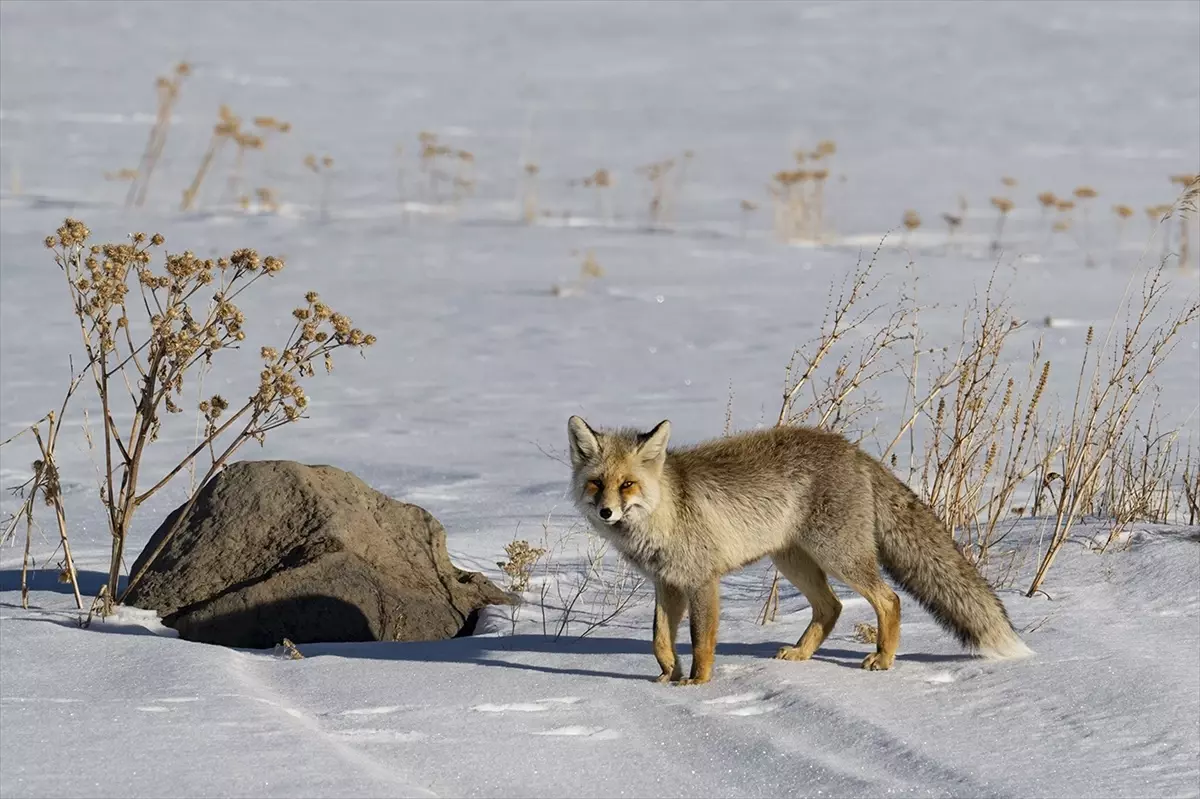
125, 460, 512, 649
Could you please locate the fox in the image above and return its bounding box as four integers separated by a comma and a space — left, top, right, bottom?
566, 416, 1032, 685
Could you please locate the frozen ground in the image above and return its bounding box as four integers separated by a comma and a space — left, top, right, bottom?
1, 2, 1199, 797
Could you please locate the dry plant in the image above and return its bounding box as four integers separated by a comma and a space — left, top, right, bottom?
416, 131, 474, 205
1181, 447, 1200, 525
769, 144, 834, 244
181, 105, 241, 212
273, 638, 305, 660
853, 621, 878, 644
498, 539, 546, 594
989, 196, 1014, 254
638, 152, 691, 228
1092, 397, 1195, 545
1053, 198, 1076, 240
1113, 204, 1134, 258
1025, 228, 1199, 596
43, 219, 377, 617
502, 513, 647, 640
1037, 191, 1059, 247
1170, 173, 1198, 267
105, 168, 139, 183
1, 400, 86, 610
223, 129, 266, 208
942, 212, 963, 248
776, 238, 914, 433
126, 61, 190, 209
251, 116, 291, 206
770, 169, 809, 242
303, 154, 335, 220
901, 209, 921, 248
519, 162, 540, 224
550, 250, 605, 297
1073, 186, 1099, 265
571, 168, 614, 223
805, 141, 837, 237
739, 199, 759, 238
452, 149, 476, 206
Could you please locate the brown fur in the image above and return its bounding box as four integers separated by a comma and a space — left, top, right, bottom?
567, 417, 1032, 684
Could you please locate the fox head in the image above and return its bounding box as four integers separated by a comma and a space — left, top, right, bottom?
567, 416, 671, 529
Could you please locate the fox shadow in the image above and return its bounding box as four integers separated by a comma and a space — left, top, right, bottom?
300, 629, 972, 682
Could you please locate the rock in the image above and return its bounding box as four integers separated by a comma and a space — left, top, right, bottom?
124, 460, 512, 649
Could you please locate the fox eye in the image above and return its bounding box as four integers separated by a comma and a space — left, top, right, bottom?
588, 479, 604, 491
620, 480, 636, 490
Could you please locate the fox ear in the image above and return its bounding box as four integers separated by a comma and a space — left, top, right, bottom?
567, 416, 600, 468
637, 420, 671, 463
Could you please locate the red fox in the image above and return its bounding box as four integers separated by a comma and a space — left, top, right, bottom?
567, 416, 1032, 685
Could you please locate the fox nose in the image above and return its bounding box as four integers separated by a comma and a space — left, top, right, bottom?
599, 507, 613, 520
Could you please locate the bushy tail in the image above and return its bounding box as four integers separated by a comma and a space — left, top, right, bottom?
870, 465, 1033, 660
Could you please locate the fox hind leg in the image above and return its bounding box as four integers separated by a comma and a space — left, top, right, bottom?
835, 567, 901, 671
771, 546, 842, 661
802, 536, 902, 671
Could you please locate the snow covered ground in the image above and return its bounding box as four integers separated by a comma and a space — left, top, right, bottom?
2, 1, 1199, 797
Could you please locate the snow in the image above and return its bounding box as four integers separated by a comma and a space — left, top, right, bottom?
2, 1, 1199, 797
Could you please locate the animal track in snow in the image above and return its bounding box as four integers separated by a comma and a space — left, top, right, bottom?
332, 729, 428, 743
534, 726, 620, 740
341, 705, 403, 716
696, 690, 780, 716
703, 691, 770, 705
472, 696, 583, 714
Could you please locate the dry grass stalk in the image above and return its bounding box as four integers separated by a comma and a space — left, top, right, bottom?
639, 157, 678, 227
942, 212, 963, 248
739, 199, 759, 238
901, 209, 921, 248
520, 162, 540, 224
304, 154, 335, 220
44, 219, 377, 616
1170, 174, 1199, 268
572, 168, 614, 222
1073, 186, 1099, 265
127, 61, 190, 209
1, 399, 86, 610
989, 196, 1014, 253
181, 106, 240, 211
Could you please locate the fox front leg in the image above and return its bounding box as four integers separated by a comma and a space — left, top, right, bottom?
677, 578, 720, 686
652, 581, 686, 683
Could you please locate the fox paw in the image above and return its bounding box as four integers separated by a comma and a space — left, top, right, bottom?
775, 646, 813, 662
861, 652, 895, 671
675, 676, 710, 687
654, 670, 682, 685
